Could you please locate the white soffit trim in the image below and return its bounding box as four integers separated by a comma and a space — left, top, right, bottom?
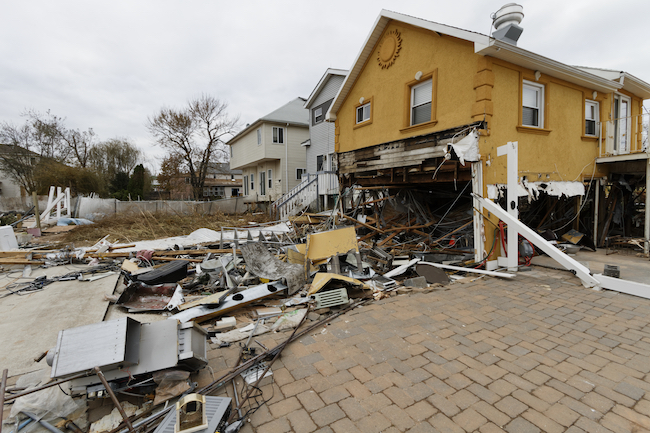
475, 41, 621, 94
305, 69, 348, 108
574, 67, 650, 100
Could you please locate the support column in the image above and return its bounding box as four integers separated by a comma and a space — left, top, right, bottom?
645, 160, 650, 255
497, 142, 519, 272
471, 162, 484, 263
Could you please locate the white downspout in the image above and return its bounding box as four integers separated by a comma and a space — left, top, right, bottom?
285, 123, 289, 194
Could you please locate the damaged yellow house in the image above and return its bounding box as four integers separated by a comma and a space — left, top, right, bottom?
327, 8, 650, 262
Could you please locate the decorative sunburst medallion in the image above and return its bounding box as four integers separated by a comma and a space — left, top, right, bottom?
377, 29, 402, 69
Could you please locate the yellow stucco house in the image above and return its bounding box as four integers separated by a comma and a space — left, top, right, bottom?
327, 8, 650, 262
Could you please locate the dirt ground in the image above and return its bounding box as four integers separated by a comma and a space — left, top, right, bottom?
36, 211, 272, 248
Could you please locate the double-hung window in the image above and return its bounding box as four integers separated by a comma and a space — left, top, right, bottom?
411, 79, 432, 126
250, 173, 254, 191
522, 81, 544, 128
296, 168, 305, 180
267, 169, 272, 189
356, 103, 370, 124
272, 127, 284, 144
585, 100, 599, 136
260, 171, 266, 195
257, 128, 261, 145
313, 107, 323, 124
244, 175, 248, 195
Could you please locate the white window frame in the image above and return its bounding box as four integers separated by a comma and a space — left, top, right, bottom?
613, 94, 632, 153
250, 173, 254, 191
260, 171, 266, 195
244, 175, 248, 195
314, 107, 323, 124
267, 169, 272, 189
585, 100, 599, 137
522, 80, 544, 128
272, 127, 284, 144
296, 168, 305, 180
257, 128, 261, 146
356, 103, 370, 124
410, 79, 433, 126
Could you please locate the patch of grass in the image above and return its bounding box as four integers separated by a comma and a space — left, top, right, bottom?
58, 210, 271, 247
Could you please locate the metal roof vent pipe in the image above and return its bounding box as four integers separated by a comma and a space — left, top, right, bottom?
491, 3, 524, 45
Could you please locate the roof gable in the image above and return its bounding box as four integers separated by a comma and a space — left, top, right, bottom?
305, 69, 348, 108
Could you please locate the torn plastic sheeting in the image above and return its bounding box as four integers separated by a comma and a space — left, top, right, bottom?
90, 401, 146, 433
240, 242, 305, 295
57, 217, 94, 226
10, 369, 83, 421
271, 309, 308, 332
449, 130, 480, 166
307, 273, 369, 296
487, 181, 585, 201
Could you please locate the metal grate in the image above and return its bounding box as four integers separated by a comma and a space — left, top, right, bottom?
311, 288, 349, 309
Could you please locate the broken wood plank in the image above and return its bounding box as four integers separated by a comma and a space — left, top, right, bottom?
340, 213, 386, 234
419, 262, 515, 278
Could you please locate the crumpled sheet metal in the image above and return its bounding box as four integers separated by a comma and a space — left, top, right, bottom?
240, 242, 305, 295
117, 282, 182, 312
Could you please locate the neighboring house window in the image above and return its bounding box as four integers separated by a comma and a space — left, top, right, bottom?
260, 171, 266, 195
250, 173, 254, 191
411, 79, 432, 126
232, 188, 239, 196
230, 146, 233, 158
257, 128, 261, 146
329, 153, 337, 171
585, 100, 599, 136
244, 175, 248, 195
268, 169, 272, 189
296, 168, 305, 180
273, 127, 284, 144
356, 103, 371, 124
522, 81, 544, 128
312, 99, 333, 126
317, 155, 325, 171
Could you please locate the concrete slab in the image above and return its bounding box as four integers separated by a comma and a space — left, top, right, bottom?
0, 265, 119, 377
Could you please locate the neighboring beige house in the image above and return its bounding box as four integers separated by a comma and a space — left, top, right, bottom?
227, 98, 309, 205
164, 163, 243, 200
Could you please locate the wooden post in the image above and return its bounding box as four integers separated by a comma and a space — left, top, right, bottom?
32, 192, 41, 230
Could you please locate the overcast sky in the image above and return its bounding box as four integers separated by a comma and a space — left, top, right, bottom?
2, 0, 649, 173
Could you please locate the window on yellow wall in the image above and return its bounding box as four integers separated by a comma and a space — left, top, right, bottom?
356, 103, 370, 124
585, 100, 599, 136
522, 81, 544, 128
411, 79, 432, 126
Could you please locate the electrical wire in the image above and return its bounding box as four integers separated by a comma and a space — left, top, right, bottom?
554, 158, 598, 232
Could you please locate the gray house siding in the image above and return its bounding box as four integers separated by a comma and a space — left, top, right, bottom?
306, 75, 345, 174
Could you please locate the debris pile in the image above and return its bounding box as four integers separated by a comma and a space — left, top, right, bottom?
0, 210, 522, 433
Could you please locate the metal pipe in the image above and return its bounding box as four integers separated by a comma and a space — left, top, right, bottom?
231, 380, 243, 419
4, 371, 90, 402
1, 369, 8, 433
93, 367, 135, 433
22, 412, 65, 433
63, 420, 84, 433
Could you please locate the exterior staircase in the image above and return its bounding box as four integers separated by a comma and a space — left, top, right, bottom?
271, 171, 337, 219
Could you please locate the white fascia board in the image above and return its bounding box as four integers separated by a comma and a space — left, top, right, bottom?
594, 274, 650, 300
327, 12, 389, 122
620, 73, 650, 100
227, 120, 264, 146
420, 262, 515, 278
305, 69, 349, 108
597, 153, 650, 164
476, 195, 601, 288
476, 41, 621, 95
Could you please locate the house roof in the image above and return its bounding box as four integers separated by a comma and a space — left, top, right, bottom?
227, 97, 309, 145
327, 9, 650, 120
572, 66, 650, 100
304, 69, 348, 109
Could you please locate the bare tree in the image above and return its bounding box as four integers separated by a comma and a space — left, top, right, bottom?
147, 94, 239, 200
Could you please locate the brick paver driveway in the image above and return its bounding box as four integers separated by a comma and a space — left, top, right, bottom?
212, 268, 650, 432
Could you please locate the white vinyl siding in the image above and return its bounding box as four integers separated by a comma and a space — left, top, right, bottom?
410, 79, 432, 125
585, 100, 599, 136
522, 81, 544, 128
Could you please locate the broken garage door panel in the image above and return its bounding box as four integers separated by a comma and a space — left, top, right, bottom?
306, 227, 359, 261
476, 195, 600, 288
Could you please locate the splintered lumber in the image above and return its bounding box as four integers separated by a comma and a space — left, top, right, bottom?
431, 220, 473, 245
0, 258, 44, 265
377, 231, 400, 247
359, 195, 395, 206
340, 213, 385, 234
